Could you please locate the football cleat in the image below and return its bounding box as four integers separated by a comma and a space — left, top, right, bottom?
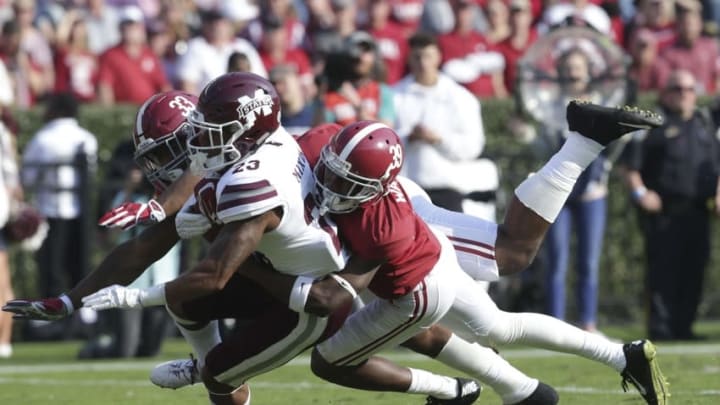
566, 100, 664, 145
425, 377, 481, 405
511, 382, 559, 405
621, 340, 670, 405
150, 355, 200, 389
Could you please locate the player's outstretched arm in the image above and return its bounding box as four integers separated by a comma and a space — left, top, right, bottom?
4, 218, 180, 319
163, 210, 278, 318
70, 218, 180, 306
99, 171, 200, 230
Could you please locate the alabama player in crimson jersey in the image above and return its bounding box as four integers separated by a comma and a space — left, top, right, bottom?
241, 112, 669, 405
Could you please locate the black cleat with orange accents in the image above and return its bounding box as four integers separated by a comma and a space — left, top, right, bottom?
566, 100, 664, 146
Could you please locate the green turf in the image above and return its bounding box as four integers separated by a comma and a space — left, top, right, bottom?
1, 322, 719, 404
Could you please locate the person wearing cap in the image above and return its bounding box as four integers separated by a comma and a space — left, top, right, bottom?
321, 31, 395, 127
97, 6, 171, 105
438, 0, 508, 99
656, 0, 720, 95
176, 9, 267, 94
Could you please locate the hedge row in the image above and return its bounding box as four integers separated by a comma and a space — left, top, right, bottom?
8, 96, 719, 323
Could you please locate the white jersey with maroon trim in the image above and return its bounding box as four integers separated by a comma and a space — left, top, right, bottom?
189, 127, 349, 278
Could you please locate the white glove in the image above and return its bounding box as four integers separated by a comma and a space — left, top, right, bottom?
81, 284, 166, 310
175, 210, 212, 239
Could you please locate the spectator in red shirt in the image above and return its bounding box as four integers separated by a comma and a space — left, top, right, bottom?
625, 0, 676, 51
495, 0, 538, 93
483, 0, 512, 44
390, 0, 425, 37
656, 0, 720, 95
438, 0, 508, 98
53, 10, 98, 102
365, 0, 409, 84
245, 0, 307, 51
97, 6, 170, 105
258, 15, 315, 98
627, 28, 664, 92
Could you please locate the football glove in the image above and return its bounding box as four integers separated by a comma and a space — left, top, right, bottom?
98, 199, 166, 230
81, 284, 166, 310
2, 296, 73, 320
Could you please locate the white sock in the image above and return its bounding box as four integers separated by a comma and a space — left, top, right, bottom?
407, 368, 459, 400
515, 132, 603, 222
166, 305, 221, 368
435, 334, 537, 404
489, 312, 627, 372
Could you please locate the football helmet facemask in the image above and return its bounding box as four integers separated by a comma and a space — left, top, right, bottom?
314, 121, 403, 214
186, 72, 281, 174
132, 91, 198, 192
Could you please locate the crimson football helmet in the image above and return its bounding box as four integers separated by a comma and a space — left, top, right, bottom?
133, 90, 198, 192
186, 72, 281, 173
314, 120, 404, 214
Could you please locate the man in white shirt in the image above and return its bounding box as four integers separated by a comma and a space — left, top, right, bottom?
22, 93, 97, 298
177, 10, 267, 94
394, 32, 497, 218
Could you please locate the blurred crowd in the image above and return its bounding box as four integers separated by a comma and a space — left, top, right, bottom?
0, 0, 716, 109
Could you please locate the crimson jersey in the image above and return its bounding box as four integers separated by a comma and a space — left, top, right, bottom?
298, 125, 441, 299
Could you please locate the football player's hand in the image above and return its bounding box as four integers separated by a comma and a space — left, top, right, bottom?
2, 297, 72, 320
98, 199, 166, 230
81, 285, 147, 310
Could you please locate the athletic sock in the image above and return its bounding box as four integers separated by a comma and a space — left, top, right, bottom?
407, 368, 459, 399
435, 334, 537, 404
166, 305, 221, 368
515, 132, 603, 222
495, 312, 627, 372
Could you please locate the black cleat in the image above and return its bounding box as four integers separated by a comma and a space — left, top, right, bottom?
426, 378, 481, 405
511, 382, 559, 405
566, 100, 664, 145
621, 340, 670, 405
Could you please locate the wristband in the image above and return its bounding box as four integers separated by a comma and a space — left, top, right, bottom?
632, 186, 647, 201
329, 273, 358, 299
59, 294, 75, 314
139, 284, 167, 307
289, 276, 314, 312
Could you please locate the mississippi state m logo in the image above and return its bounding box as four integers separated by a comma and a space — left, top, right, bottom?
237, 89, 274, 129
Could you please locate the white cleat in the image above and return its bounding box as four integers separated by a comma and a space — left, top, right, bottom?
150, 356, 200, 389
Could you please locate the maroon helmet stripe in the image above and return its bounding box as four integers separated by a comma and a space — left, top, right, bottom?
217, 191, 279, 211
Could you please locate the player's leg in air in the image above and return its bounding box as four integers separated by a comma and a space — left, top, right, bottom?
402, 101, 669, 405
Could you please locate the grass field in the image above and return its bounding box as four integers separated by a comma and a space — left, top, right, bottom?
0, 322, 719, 404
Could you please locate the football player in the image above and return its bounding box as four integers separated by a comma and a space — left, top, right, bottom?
3, 77, 492, 405
233, 112, 669, 405
87, 101, 666, 405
